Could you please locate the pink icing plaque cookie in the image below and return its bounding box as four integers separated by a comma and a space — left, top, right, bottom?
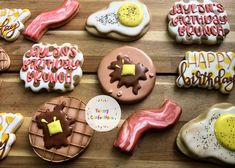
176, 51, 235, 94
20, 43, 84, 92
168, 0, 230, 44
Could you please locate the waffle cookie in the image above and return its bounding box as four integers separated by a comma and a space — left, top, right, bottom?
28, 96, 94, 163
0, 48, 10, 71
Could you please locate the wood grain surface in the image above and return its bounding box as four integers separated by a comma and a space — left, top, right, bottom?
0, 0, 234, 167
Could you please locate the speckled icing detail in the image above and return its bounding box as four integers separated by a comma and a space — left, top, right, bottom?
178, 104, 235, 165
176, 51, 235, 94
214, 114, 235, 151
168, 0, 230, 44
86, 0, 150, 36
96, 13, 119, 26
0, 113, 23, 159
117, 2, 144, 27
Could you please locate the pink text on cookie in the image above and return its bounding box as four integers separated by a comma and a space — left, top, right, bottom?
170, 3, 229, 37
22, 45, 81, 84
25, 46, 78, 58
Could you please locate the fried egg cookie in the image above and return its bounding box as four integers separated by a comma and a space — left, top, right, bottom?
86, 0, 151, 41
0, 8, 31, 41
176, 51, 235, 94
168, 0, 230, 44
28, 96, 94, 163
0, 113, 24, 160
20, 43, 84, 92
177, 104, 235, 165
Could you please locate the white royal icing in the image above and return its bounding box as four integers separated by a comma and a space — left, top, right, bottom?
0, 9, 31, 41
180, 105, 235, 164
86, 0, 150, 36
168, 0, 230, 44
0, 113, 23, 159
176, 51, 235, 94
20, 43, 84, 92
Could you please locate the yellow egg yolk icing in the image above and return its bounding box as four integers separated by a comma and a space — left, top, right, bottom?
214, 114, 235, 151
117, 2, 144, 27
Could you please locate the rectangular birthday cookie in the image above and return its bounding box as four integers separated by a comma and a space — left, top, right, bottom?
176, 51, 235, 94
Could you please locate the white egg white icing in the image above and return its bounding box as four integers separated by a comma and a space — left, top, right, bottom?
179, 104, 235, 164
86, 0, 150, 36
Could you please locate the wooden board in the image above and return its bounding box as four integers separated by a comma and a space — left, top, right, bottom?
0, 0, 234, 167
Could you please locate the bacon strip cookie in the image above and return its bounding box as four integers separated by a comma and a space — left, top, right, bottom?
114, 100, 182, 153
23, 0, 79, 42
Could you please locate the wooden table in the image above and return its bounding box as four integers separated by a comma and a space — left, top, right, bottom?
0, 0, 234, 167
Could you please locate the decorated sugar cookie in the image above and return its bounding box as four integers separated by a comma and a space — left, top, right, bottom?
168, 0, 230, 44
98, 46, 156, 104
177, 103, 235, 165
20, 43, 84, 92
29, 96, 94, 163
0, 113, 24, 160
176, 51, 235, 94
114, 100, 182, 153
23, 0, 79, 42
0, 48, 10, 72
86, 0, 151, 41
0, 9, 31, 41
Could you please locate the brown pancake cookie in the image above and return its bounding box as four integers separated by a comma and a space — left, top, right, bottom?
98, 46, 156, 104
28, 96, 94, 163
0, 48, 10, 71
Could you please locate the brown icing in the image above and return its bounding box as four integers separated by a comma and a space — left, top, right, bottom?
0, 47, 10, 71
108, 55, 148, 95
29, 96, 94, 163
35, 102, 75, 149
98, 46, 156, 104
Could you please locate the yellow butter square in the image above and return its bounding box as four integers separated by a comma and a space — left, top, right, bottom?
47, 120, 63, 136
121, 64, 135, 76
